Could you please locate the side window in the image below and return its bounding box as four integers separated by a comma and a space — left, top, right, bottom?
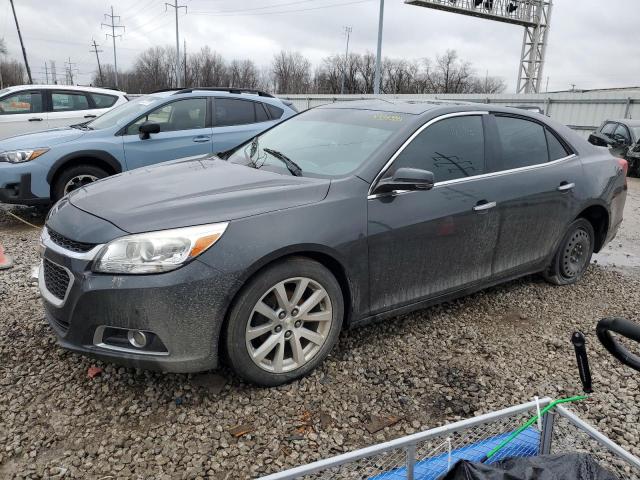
90, 93, 118, 109
546, 129, 570, 161
613, 124, 631, 144
0, 91, 43, 114
126, 98, 207, 135
51, 91, 90, 111
266, 103, 284, 120
215, 98, 256, 126
601, 122, 616, 136
388, 115, 485, 183
255, 103, 269, 122
494, 116, 548, 169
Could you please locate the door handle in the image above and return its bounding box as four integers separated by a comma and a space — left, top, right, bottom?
192, 135, 210, 143
557, 182, 575, 192
84, 114, 97, 119
473, 201, 496, 212
28, 117, 43, 122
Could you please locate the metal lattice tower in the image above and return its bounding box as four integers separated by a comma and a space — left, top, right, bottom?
405, 0, 553, 93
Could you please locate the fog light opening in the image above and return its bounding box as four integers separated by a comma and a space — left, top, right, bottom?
127, 330, 148, 349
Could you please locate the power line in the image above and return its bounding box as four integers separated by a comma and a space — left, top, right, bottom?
101, 6, 125, 89
165, 0, 187, 88
91, 39, 104, 86
190, 0, 318, 15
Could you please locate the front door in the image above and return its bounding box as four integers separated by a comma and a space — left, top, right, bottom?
122, 97, 213, 170
0, 89, 46, 139
367, 113, 500, 314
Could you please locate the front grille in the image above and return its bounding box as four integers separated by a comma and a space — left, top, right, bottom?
48, 229, 96, 253
43, 259, 71, 301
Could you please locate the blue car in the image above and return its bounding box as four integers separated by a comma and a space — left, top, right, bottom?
0, 88, 297, 205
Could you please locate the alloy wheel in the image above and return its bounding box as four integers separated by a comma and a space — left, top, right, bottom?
245, 277, 333, 373
63, 174, 99, 195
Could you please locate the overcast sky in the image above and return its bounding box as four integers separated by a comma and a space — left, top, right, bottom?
1, 0, 638, 92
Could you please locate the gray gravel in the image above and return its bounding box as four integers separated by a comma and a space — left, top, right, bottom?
1, 182, 640, 479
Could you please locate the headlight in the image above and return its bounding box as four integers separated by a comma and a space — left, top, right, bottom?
0, 148, 49, 163
93, 222, 229, 274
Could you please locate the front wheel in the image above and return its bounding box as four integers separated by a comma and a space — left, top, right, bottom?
543, 218, 595, 286
52, 164, 109, 202
224, 257, 344, 386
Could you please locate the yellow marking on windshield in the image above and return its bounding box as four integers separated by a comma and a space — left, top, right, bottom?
372, 113, 403, 122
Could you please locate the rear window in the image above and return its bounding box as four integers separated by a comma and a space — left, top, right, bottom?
215, 98, 255, 126
546, 130, 570, 160
266, 103, 284, 119
90, 93, 118, 108
256, 103, 269, 122
495, 116, 548, 169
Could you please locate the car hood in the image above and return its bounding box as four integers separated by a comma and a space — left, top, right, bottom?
68, 156, 331, 233
0, 127, 86, 149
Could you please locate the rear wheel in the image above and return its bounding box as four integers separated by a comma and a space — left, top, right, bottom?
224, 257, 343, 386
52, 164, 109, 201
543, 218, 595, 285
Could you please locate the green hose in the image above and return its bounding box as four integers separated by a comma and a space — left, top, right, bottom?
482, 395, 588, 462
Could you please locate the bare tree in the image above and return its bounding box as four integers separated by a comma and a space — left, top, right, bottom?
0, 38, 7, 55
271, 51, 311, 94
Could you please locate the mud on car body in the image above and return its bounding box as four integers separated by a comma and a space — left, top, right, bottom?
40, 100, 627, 386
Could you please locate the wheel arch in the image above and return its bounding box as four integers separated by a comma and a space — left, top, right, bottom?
47, 150, 123, 193
576, 203, 610, 253
222, 245, 357, 339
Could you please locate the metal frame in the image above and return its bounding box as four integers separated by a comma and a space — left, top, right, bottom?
259, 398, 640, 479
405, 0, 554, 94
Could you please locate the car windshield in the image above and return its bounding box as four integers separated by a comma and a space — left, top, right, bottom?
87, 96, 160, 130
226, 108, 406, 177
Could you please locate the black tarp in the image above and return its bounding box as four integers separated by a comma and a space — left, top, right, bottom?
440, 453, 619, 480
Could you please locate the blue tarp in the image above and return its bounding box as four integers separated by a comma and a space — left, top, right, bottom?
369, 427, 540, 480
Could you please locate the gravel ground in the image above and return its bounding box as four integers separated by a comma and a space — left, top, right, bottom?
1, 180, 639, 479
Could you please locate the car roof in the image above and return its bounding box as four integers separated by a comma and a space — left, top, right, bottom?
315, 98, 476, 115
4, 84, 126, 95
607, 119, 640, 127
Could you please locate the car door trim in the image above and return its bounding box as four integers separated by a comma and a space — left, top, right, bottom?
368, 111, 489, 198
368, 111, 578, 199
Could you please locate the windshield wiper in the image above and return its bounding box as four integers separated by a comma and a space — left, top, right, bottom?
263, 148, 303, 177
69, 122, 93, 131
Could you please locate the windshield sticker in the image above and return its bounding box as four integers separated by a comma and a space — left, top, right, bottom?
373, 113, 403, 122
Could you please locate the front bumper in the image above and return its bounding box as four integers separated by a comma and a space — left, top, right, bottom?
39, 229, 237, 373
0, 173, 50, 205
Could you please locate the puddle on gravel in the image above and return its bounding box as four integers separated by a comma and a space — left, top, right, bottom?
592, 251, 640, 275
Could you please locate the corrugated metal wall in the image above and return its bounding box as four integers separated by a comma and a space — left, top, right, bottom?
280, 92, 640, 138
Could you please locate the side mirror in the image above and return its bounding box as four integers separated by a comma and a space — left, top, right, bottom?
139, 121, 161, 140
373, 167, 435, 195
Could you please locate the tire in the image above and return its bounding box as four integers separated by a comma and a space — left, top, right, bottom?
224, 257, 344, 387
52, 164, 110, 202
543, 218, 595, 286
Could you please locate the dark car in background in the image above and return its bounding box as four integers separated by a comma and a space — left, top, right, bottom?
40, 100, 627, 386
588, 119, 640, 176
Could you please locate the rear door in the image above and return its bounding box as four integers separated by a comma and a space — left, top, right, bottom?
212, 98, 277, 153
486, 114, 582, 276
47, 90, 95, 129
84, 91, 121, 121
0, 89, 46, 139
122, 97, 212, 170
367, 113, 500, 313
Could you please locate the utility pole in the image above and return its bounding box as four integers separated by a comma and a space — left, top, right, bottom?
91, 39, 105, 86
50, 61, 57, 85
102, 6, 125, 89
183, 39, 187, 87
373, 0, 384, 94
65, 57, 78, 85
9, 0, 33, 84
44, 62, 49, 84
340, 26, 352, 95
166, 0, 187, 88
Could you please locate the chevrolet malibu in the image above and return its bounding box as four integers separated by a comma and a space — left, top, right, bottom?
40, 100, 628, 386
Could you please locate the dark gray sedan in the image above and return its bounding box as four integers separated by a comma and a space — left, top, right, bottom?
40, 100, 628, 386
